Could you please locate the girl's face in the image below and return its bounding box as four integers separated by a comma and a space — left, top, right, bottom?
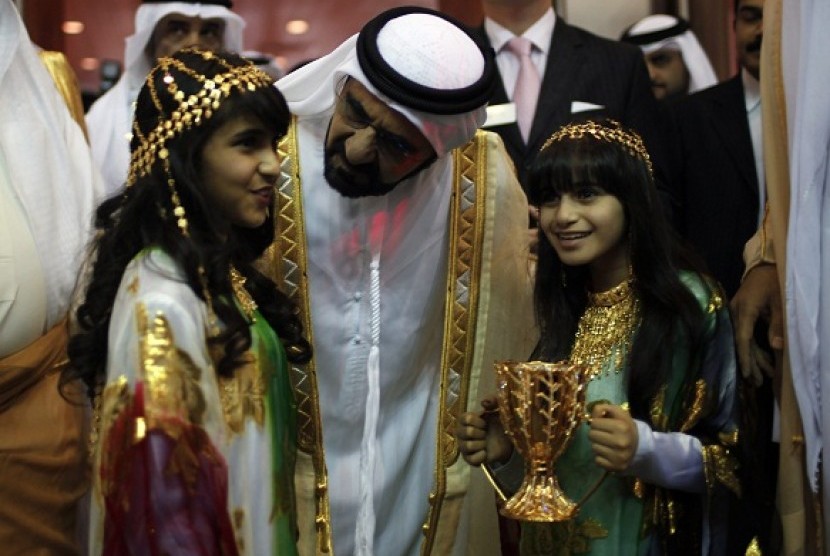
539, 183, 630, 290
200, 111, 279, 230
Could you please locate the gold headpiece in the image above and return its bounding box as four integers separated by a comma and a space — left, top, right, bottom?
124, 49, 274, 335
540, 120, 653, 177
127, 49, 273, 186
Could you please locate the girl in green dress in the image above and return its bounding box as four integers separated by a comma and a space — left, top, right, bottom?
458, 120, 740, 555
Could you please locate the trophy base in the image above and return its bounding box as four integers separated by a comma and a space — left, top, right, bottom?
499, 474, 578, 522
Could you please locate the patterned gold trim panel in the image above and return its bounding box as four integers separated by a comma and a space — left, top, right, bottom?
271, 117, 333, 554
421, 131, 488, 555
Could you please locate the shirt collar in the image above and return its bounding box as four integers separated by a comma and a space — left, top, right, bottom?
484, 7, 555, 55
742, 67, 761, 112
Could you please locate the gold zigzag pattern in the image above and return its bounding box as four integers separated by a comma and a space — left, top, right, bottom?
274, 118, 332, 554
423, 131, 487, 554
274, 130, 316, 453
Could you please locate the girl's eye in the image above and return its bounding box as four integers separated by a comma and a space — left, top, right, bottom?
541, 195, 561, 207
575, 187, 601, 200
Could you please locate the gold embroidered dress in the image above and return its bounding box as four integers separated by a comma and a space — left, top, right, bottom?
88, 249, 297, 555
521, 272, 740, 556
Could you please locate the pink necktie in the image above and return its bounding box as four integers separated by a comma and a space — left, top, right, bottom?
506, 36, 541, 143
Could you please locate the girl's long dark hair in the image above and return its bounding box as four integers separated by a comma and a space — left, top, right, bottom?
65, 49, 311, 401
528, 121, 711, 421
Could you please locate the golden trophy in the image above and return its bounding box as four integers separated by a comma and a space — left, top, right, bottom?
493, 360, 597, 522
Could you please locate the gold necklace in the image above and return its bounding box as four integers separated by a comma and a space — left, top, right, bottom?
229, 265, 257, 323
569, 278, 640, 372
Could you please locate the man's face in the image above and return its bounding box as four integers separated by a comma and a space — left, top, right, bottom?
149, 13, 226, 61
644, 47, 690, 100
735, 0, 764, 79
324, 79, 436, 198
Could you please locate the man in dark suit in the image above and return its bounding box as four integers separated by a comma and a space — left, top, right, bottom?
671, 2, 778, 554
472, 0, 669, 196
670, 0, 764, 300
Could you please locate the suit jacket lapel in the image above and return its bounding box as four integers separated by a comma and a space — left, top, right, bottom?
527, 21, 585, 151
709, 76, 759, 197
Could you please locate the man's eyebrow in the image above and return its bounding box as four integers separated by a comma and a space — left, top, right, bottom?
738, 6, 762, 16
345, 93, 371, 120
345, 93, 413, 150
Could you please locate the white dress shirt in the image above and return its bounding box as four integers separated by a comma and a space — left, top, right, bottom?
742, 68, 765, 226
484, 8, 555, 100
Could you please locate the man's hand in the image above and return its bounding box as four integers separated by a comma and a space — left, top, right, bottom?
587, 404, 638, 473
456, 398, 513, 466
730, 264, 784, 386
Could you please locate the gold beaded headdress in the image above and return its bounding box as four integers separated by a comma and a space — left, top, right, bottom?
127, 48, 273, 188
126, 48, 274, 332
539, 119, 653, 178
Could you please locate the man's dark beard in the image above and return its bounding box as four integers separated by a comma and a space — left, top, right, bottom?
323, 137, 399, 198
747, 36, 762, 53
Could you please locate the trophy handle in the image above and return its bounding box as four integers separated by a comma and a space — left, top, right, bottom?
480, 463, 508, 503
574, 470, 609, 509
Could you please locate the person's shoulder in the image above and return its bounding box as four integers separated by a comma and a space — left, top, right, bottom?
559, 20, 642, 59
466, 130, 515, 168
120, 248, 195, 303
673, 74, 739, 111
677, 270, 725, 312
85, 77, 129, 120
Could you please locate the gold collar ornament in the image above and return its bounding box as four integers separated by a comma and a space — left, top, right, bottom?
230, 266, 257, 323
570, 278, 641, 372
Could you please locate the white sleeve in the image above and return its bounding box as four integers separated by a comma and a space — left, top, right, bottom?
623, 419, 705, 494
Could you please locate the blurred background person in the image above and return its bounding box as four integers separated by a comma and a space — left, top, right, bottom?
472, 0, 675, 249
0, 0, 104, 553
621, 14, 718, 103
85, 0, 244, 196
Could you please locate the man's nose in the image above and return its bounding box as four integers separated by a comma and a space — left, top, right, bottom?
646, 63, 659, 82
344, 127, 378, 165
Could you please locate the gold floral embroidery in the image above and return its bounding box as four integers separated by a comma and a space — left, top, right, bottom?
702, 444, 741, 496
649, 385, 669, 431
230, 265, 257, 322
219, 352, 266, 434
679, 379, 710, 433
523, 519, 609, 555
706, 289, 724, 313
137, 303, 206, 430
96, 375, 132, 498
233, 508, 246, 553
127, 276, 139, 294
744, 537, 762, 556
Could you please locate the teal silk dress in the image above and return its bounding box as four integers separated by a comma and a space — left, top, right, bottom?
88, 249, 298, 555
520, 272, 740, 556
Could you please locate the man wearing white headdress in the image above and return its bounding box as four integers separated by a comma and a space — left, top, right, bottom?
267, 7, 536, 555
0, 0, 104, 552
621, 14, 718, 102
85, 0, 244, 195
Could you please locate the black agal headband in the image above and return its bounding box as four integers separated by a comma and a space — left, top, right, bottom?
356, 6, 496, 116
143, 0, 233, 8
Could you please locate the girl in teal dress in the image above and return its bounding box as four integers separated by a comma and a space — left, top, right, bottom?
458, 120, 740, 555
64, 49, 311, 555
